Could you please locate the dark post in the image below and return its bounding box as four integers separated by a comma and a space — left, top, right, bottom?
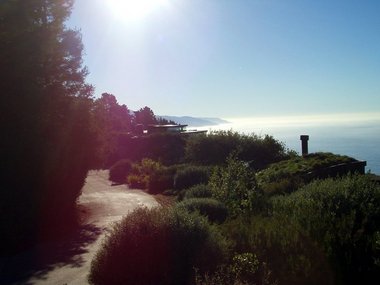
300, 135, 309, 156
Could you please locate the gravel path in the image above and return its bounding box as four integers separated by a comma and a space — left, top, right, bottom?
3, 170, 159, 285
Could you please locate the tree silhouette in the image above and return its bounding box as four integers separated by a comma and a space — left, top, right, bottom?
134, 106, 157, 127
0, 0, 96, 254
92, 93, 134, 167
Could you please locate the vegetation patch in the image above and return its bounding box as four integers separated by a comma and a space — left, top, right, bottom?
185, 130, 290, 169
176, 198, 228, 223
174, 165, 212, 190
257, 152, 357, 195
271, 174, 380, 284
209, 156, 261, 216
179, 184, 213, 201
221, 216, 332, 285
89, 207, 230, 285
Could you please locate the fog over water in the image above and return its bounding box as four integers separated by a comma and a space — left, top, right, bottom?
193, 113, 380, 174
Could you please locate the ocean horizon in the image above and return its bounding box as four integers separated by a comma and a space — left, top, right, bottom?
191, 113, 380, 175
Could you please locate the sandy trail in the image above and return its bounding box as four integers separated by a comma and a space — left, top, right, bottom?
3, 170, 159, 285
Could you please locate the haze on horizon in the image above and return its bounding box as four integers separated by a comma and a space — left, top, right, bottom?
68, 0, 380, 119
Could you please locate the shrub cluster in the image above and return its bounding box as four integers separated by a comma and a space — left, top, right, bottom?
147, 166, 176, 194
174, 165, 212, 190
176, 198, 228, 223
126, 158, 164, 189
185, 130, 288, 169
221, 216, 332, 285
179, 184, 212, 201
209, 156, 261, 216
257, 152, 357, 195
271, 174, 380, 284
89, 207, 229, 285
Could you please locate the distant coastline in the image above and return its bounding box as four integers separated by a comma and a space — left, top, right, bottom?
184, 114, 380, 175
159, 115, 230, 127
159, 114, 380, 174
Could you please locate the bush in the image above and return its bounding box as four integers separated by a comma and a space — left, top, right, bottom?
185, 130, 288, 169
147, 166, 175, 194
209, 155, 261, 216
259, 176, 305, 196
271, 174, 380, 284
195, 252, 277, 285
177, 198, 228, 223
174, 165, 211, 190
257, 152, 357, 195
89, 207, 230, 285
126, 174, 147, 189
220, 216, 332, 285
180, 184, 212, 201
127, 158, 163, 189
109, 159, 132, 184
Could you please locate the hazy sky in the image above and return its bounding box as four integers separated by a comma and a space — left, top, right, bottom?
68, 0, 380, 118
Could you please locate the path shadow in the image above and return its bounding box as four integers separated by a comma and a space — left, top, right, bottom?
0, 223, 102, 284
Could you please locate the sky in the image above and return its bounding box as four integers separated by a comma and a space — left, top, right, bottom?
67, 0, 380, 118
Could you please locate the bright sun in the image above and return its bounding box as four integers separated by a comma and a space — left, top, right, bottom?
107, 0, 168, 22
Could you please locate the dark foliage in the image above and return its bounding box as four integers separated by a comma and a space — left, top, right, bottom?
177, 198, 228, 223
179, 184, 213, 201
174, 165, 212, 190
221, 216, 334, 285
147, 166, 176, 194
134, 106, 156, 127
92, 93, 134, 168
89, 207, 230, 285
185, 130, 288, 170
0, 0, 96, 255
271, 175, 380, 284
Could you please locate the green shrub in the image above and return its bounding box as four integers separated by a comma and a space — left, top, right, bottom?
230, 253, 260, 282
127, 158, 163, 189
257, 152, 357, 195
109, 159, 132, 184
147, 166, 175, 194
181, 184, 212, 201
195, 252, 276, 285
126, 174, 147, 189
221, 216, 333, 285
177, 198, 228, 223
271, 174, 380, 284
185, 130, 288, 169
89, 207, 230, 285
209, 155, 262, 216
174, 165, 211, 190
260, 176, 305, 196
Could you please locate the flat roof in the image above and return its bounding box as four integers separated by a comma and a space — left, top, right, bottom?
147, 124, 188, 128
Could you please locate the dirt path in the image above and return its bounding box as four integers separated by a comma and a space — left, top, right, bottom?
4, 170, 159, 285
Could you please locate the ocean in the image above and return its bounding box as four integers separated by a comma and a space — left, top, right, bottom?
192, 113, 380, 175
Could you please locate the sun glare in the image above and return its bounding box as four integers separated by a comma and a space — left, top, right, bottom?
106, 0, 168, 22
